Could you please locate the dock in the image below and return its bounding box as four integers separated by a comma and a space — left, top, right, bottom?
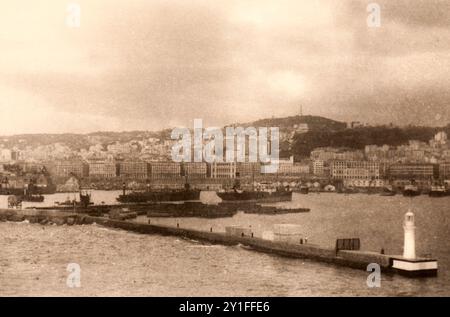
0, 208, 437, 277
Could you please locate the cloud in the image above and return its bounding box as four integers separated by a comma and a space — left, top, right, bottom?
0, 0, 449, 135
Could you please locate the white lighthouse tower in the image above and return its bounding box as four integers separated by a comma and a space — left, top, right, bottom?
403, 210, 416, 259
391, 210, 438, 276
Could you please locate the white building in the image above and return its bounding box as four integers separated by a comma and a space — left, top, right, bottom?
434, 131, 448, 144
210, 162, 236, 179
312, 160, 325, 175
331, 160, 380, 180
0, 149, 12, 162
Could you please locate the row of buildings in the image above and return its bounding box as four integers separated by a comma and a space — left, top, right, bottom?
45, 157, 311, 180
24, 156, 450, 191
328, 160, 450, 188
307, 131, 450, 188
1, 131, 449, 190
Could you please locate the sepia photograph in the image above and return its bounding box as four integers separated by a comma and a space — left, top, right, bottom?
0, 0, 449, 303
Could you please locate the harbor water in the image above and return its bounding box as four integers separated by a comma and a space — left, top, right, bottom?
0, 191, 449, 296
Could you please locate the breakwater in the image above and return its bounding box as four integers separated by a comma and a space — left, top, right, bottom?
29, 201, 310, 218
80, 215, 392, 271
1, 208, 433, 277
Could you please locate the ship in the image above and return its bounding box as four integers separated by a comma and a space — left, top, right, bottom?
4, 183, 46, 202
117, 189, 201, 203
429, 185, 448, 197
403, 184, 421, 197
21, 194, 45, 202
295, 185, 309, 194
56, 189, 93, 208
217, 188, 292, 203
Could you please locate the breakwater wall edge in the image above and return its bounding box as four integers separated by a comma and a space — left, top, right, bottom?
0, 208, 420, 276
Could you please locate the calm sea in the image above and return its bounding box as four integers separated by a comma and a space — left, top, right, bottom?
0, 191, 449, 296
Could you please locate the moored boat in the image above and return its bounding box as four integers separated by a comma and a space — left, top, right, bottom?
217, 189, 292, 203
429, 185, 448, 197
380, 186, 396, 196
56, 189, 93, 207
403, 185, 421, 197
297, 185, 309, 194
21, 194, 45, 202
117, 189, 201, 203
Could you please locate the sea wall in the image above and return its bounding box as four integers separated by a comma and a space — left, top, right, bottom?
81, 215, 390, 270
338, 250, 391, 269
0, 209, 395, 273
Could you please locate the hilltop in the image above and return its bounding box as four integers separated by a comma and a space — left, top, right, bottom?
236, 115, 347, 132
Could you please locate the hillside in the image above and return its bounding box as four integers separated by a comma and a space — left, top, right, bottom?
238, 115, 347, 132
1, 117, 448, 159
0, 115, 347, 150
291, 125, 450, 158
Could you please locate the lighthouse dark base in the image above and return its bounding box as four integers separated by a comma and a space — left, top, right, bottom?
390, 256, 438, 277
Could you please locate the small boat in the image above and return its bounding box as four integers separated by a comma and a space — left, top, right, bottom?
339, 187, 358, 194
380, 186, 396, 196
403, 185, 421, 197
298, 185, 309, 194
429, 185, 448, 197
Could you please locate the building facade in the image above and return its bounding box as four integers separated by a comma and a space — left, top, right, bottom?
118, 160, 148, 179
149, 162, 181, 179
53, 160, 88, 178
88, 158, 117, 178
388, 163, 434, 180
182, 162, 207, 178
439, 163, 450, 180
277, 162, 310, 176
330, 160, 380, 180
311, 148, 365, 162
236, 162, 261, 177
210, 162, 236, 179
312, 160, 325, 175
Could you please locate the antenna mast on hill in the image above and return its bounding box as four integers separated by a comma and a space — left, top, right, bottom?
299, 104, 303, 117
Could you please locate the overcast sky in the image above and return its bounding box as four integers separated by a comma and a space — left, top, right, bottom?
0, 0, 449, 134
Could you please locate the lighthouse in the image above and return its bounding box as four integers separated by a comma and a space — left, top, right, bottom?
403, 210, 416, 259
391, 210, 437, 276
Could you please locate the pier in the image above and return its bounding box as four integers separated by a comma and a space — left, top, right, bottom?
0, 208, 437, 278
